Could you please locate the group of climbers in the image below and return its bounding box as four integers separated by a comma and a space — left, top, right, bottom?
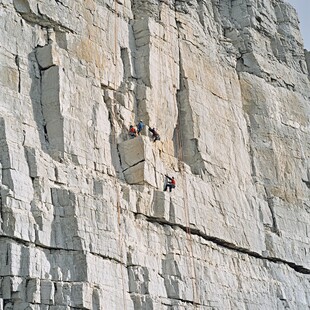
128, 120, 143, 138
128, 120, 160, 142
129, 120, 144, 138
127, 121, 175, 192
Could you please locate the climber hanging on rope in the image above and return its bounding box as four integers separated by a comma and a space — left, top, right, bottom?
164, 175, 176, 192
129, 125, 137, 138
148, 127, 160, 142
136, 120, 144, 135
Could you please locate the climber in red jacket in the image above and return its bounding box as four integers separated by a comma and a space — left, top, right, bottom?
129, 125, 137, 138
164, 175, 176, 192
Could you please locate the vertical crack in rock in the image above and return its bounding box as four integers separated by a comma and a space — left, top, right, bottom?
36, 59, 50, 146
104, 89, 124, 176
14, 55, 21, 93
175, 20, 205, 175
23, 146, 48, 240
102, 21, 139, 176
5, 244, 9, 265
131, 16, 151, 125
29, 45, 49, 152
263, 186, 281, 236
245, 124, 258, 180
0, 192, 3, 233
31, 34, 66, 161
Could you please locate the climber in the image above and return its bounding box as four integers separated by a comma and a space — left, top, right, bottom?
137, 120, 144, 135
129, 125, 137, 138
148, 127, 160, 142
164, 175, 176, 192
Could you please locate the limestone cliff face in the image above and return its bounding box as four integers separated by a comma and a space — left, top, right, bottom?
1, 0, 310, 309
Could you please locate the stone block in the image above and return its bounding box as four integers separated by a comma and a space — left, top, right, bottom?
11, 276, 24, 294
11, 303, 34, 310
123, 161, 156, 187
118, 136, 146, 170
128, 266, 149, 294
41, 66, 64, 157
51, 188, 75, 209
130, 294, 154, 310
40, 280, 54, 305
36, 44, 59, 69
259, 199, 273, 228
54, 166, 68, 185
54, 282, 71, 306
150, 191, 170, 220
119, 136, 157, 186
2, 277, 11, 299
26, 278, 40, 303
71, 283, 91, 309
93, 179, 103, 195
24, 147, 38, 178
0, 61, 19, 91
13, 0, 38, 15
163, 277, 180, 299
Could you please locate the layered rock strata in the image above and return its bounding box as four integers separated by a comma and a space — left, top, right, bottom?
1, 0, 310, 309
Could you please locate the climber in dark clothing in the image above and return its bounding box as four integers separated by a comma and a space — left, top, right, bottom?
164, 175, 176, 192
148, 127, 160, 142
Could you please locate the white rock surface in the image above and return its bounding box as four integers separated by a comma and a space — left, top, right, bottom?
1, 0, 310, 309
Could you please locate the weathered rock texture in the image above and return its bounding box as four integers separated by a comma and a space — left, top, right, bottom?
1, 0, 310, 309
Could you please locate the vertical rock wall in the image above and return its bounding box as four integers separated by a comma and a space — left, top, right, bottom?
1, 0, 310, 309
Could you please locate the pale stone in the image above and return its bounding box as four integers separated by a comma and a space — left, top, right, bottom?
1, 0, 310, 308
26, 278, 40, 303
2, 277, 11, 299
305, 50, 310, 74
118, 136, 147, 170
119, 136, 158, 186
41, 65, 64, 157
150, 191, 170, 220
40, 280, 54, 305
36, 44, 59, 69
